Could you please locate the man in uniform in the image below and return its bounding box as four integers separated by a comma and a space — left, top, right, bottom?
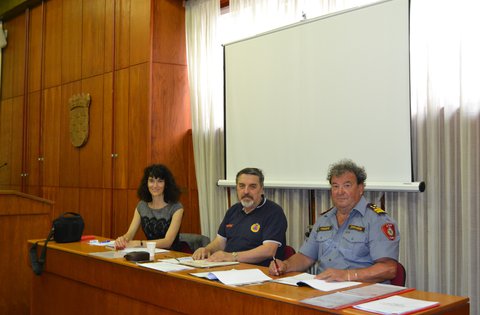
269, 159, 400, 283
193, 167, 287, 266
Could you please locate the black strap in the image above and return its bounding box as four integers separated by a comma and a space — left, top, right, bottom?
29, 227, 54, 275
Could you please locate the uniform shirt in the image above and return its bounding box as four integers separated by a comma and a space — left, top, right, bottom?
217, 197, 287, 266
299, 196, 399, 272
137, 200, 183, 250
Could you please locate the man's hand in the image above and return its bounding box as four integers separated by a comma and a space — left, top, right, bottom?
268, 259, 288, 276
315, 268, 350, 282
192, 247, 211, 260
207, 250, 234, 262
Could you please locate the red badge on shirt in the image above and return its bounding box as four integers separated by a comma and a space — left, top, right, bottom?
381, 223, 396, 240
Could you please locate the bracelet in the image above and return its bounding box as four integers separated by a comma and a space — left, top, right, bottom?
347, 270, 351, 281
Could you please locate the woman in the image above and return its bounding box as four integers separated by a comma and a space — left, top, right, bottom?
114, 164, 184, 250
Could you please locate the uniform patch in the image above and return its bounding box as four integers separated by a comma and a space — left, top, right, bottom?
250, 223, 260, 233
348, 224, 365, 232
382, 223, 396, 240
317, 225, 333, 232
226, 224, 233, 228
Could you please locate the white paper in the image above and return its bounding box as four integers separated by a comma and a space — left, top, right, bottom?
272, 273, 316, 286
190, 272, 217, 280
180, 259, 239, 268
89, 247, 168, 260
138, 261, 194, 272
353, 295, 439, 314
298, 279, 361, 291
209, 269, 272, 286
120, 247, 168, 254
88, 240, 115, 246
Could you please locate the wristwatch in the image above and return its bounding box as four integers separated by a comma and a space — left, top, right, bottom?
231, 252, 238, 261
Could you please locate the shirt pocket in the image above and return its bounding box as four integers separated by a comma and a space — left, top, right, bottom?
340, 231, 369, 259
315, 230, 335, 255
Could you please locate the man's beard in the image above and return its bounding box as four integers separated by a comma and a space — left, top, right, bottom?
240, 197, 254, 208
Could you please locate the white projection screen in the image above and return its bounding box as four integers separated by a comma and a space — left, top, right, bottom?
221, 0, 422, 191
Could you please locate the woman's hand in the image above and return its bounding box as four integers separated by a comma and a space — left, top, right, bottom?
114, 235, 128, 250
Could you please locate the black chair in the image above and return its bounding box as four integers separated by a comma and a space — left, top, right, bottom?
391, 261, 406, 286
179, 233, 210, 253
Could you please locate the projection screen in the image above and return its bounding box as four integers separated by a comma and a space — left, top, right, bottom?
221, 0, 423, 191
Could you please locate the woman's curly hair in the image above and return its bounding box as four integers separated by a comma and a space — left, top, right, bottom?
137, 164, 181, 203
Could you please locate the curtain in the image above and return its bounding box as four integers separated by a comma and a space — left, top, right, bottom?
185, 1, 480, 313
185, 0, 228, 240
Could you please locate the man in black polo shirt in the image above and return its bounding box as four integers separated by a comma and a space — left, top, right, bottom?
192, 168, 287, 266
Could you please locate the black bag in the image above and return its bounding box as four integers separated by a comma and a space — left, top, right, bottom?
29, 212, 85, 275
52, 212, 85, 243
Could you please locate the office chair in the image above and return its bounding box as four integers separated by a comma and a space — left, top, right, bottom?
179, 233, 211, 253
390, 261, 406, 286
284, 245, 296, 259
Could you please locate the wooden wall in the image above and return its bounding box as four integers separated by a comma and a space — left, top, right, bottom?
0, 0, 199, 240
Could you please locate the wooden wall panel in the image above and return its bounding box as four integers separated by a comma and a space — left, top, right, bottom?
26, 91, 41, 187
112, 188, 134, 238
43, 0, 62, 88
27, 5, 43, 93
0, 99, 14, 188
61, 0, 82, 83
0, 33, 14, 99
42, 86, 62, 187
82, 0, 106, 78
151, 63, 190, 186
114, 0, 131, 70
102, 72, 114, 188
78, 74, 105, 188
10, 14, 27, 97
182, 130, 200, 234
54, 187, 80, 217
127, 63, 149, 189
104, 0, 114, 72
112, 68, 129, 189
129, 0, 150, 65
78, 188, 105, 235
152, 0, 186, 66
101, 188, 113, 236
59, 81, 81, 187
11, 96, 24, 188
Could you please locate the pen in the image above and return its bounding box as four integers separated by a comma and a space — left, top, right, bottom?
272, 256, 280, 272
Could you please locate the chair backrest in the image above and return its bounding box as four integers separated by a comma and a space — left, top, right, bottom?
177, 241, 194, 254
284, 245, 296, 260
391, 261, 406, 286
179, 233, 211, 252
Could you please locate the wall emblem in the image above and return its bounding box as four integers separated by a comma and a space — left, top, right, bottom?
69, 93, 91, 147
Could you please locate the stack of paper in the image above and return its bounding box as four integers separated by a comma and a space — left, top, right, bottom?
138, 261, 194, 272
179, 259, 239, 268
353, 295, 439, 314
191, 268, 272, 286
300, 283, 414, 309
297, 279, 361, 291
272, 273, 316, 286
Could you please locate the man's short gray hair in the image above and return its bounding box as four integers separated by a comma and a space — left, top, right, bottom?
327, 159, 367, 185
236, 167, 264, 187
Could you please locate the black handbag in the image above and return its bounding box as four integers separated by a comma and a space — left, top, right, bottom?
29, 212, 85, 275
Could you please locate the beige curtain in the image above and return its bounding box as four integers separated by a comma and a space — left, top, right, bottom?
186, 1, 479, 313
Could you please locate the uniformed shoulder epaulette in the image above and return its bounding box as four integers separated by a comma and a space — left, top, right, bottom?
320, 207, 334, 216
368, 203, 387, 215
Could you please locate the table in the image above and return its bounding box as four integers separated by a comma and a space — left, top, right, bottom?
29, 238, 469, 315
